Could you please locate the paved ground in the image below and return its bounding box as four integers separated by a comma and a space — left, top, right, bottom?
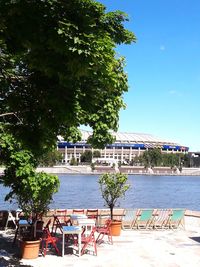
1, 227, 200, 267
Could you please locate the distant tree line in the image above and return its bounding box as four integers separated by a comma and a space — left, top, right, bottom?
130, 148, 190, 169
37, 147, 200, 168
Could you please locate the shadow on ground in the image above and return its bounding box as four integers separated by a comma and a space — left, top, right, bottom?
0, 232, 32, 267
189, 236, 200, 244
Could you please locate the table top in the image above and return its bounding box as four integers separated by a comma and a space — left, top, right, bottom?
62, 225, 82, 234
77, 218, 96, 224
70, 214, 88, 220
18, 219, 30, 226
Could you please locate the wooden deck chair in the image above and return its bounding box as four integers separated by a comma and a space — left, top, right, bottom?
153, 209, 172, 229
168, 209, 185, 229
122, 209, 138, 230
81, 227, 97, 256
135, 209, 154, 229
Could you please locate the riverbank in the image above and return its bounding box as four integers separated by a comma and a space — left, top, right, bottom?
36, 166, 200, 176
1, 166, 200, 176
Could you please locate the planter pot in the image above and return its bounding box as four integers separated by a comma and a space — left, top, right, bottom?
20, 239, 41, 259
110, 220, 122, 236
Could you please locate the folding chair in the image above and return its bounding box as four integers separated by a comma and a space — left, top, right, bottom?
56, 209, 69, 224
135, 209, 155, 229
122, 209, 138, 230
153, 209, 172, 230
73, 209, 85, 215
81, 227, 97, 256
51, 215, 65, 235
41, 225, 61, 256
86, 209, 98, 220
168, 209, 185, 229
5, 211, 17, 229
96, 219, 113, 245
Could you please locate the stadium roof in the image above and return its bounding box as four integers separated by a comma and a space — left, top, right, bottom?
80, 130, 180, 146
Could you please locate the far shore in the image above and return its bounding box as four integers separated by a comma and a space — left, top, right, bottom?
1, 165, 200, 176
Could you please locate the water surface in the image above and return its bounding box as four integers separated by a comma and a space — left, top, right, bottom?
1, 175, 200, 210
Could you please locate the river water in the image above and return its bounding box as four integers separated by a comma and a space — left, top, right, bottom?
1, 175, 200, 211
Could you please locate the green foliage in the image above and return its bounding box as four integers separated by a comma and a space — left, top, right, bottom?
138, 149, 186, 168
70, 157, 78, 166
141, 148, 162, 168
93, 150, 101, 158
0, 129, 60, 220
98, 173, 130, 220
90, 162, 95, 171
81, 150, 93, 163
38, 150, 62, 167
0, 0, 136, 153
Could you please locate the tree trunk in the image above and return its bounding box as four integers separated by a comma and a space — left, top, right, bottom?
110, 205, 114, 220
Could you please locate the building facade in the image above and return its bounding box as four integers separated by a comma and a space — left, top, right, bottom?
57, 130, 189, 164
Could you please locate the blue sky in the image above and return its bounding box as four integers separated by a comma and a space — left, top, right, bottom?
98, 0, 200, 152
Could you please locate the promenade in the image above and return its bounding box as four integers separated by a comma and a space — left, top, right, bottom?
0, 214, 200, 267
1, 166, 200, 176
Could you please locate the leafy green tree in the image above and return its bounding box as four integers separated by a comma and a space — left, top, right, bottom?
70, 156, 78, 166
162, 153, 180, 168
0, 130, 60, 220
93, 150, 101, 158
0, 0, 136, 154
38, 150, 62, 167
141, 148, 162, 167
81, 150, 93, 163
99, 173, 130, 220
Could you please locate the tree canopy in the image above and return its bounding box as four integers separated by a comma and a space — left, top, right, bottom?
0, 0, 136, 154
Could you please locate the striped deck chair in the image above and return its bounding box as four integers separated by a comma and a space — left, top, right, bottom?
135, 209, 155, 229
153, 209, 171, 230
168, 209, 185, 229
122, 209, 138, 230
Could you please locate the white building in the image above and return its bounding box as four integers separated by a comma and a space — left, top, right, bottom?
58, 130, 189, 164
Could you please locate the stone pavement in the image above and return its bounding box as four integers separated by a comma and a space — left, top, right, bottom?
13, 228, 200, 267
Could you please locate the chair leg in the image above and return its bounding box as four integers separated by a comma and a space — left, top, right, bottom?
96, 232, 104, 244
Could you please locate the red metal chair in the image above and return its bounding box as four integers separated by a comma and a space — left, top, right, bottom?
56, 209, 69, 224
72, 209, 85, 215
51, 215, 65, 235
96, 219, 113, 245
41, 223, 60, 256
86, 209, 98, 220
81, 227, 97, 256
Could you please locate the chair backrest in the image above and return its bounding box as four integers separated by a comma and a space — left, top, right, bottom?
171, 209, 184, 221
56, 209, 67, 223
123, 209, 137, 221
73, 209, 85, 215
45, 219, 51, 230
139, 209, 154, 221
155, 209, 171, 222
86, 209, 98, 219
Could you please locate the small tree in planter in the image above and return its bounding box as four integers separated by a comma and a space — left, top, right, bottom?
0, 131, 60, 258
98, 173, 130, 235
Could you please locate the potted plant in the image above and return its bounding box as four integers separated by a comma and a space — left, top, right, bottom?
0, 132, 60, 259
98, 172, 130, 236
